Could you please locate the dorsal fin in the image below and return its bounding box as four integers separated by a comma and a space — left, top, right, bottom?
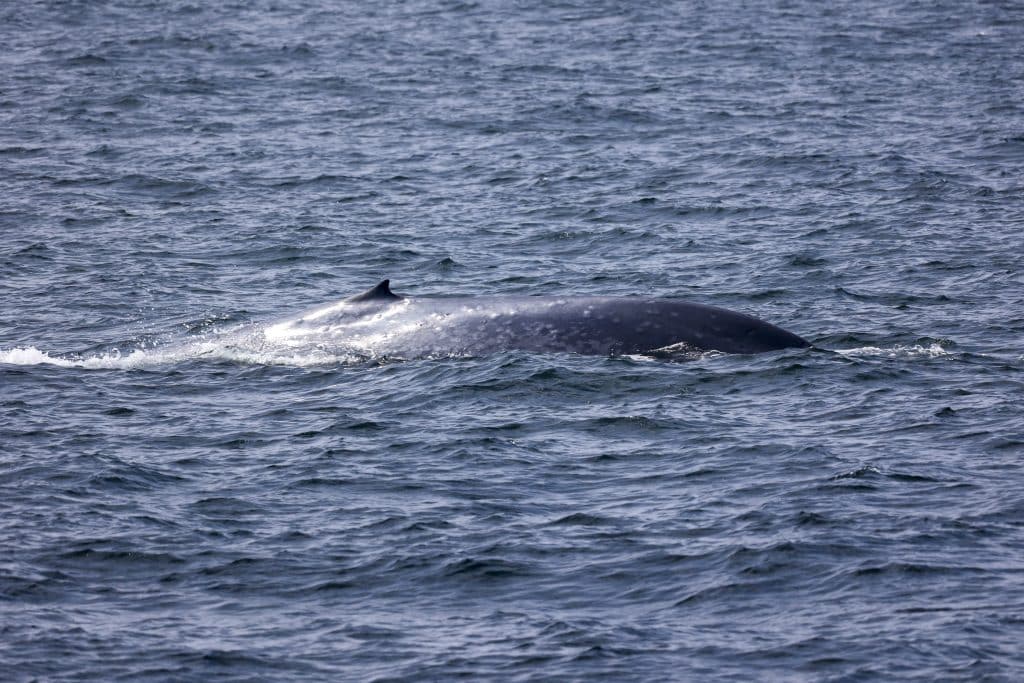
347, 279, 401, 303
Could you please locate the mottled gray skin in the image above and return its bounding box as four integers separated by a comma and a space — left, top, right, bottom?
282, 281, 810, 358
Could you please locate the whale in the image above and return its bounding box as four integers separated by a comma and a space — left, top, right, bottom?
262, 280, 806, 360
262, 280, 810, 359
260, 280, 810, 360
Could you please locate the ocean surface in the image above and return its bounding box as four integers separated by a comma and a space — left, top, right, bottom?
3, 1, 1024, 680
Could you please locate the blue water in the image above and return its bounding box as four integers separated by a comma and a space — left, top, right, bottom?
3, 1, 1024, 680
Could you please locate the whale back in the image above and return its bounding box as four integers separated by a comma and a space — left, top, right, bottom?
385, 296, 809, 356
270, 282, 809, 359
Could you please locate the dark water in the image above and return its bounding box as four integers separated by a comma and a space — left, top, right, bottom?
3, 1, 1024, 680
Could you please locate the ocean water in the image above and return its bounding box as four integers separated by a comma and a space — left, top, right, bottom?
3, 0, 1024, 680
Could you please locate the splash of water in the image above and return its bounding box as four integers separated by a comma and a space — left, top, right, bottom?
834, 343, 951, 359
0, 324, 367, 370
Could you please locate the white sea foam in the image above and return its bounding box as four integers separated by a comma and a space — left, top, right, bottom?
835, 343, 951, 359
0, 345, 162, 369
0, 330, 365, 370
